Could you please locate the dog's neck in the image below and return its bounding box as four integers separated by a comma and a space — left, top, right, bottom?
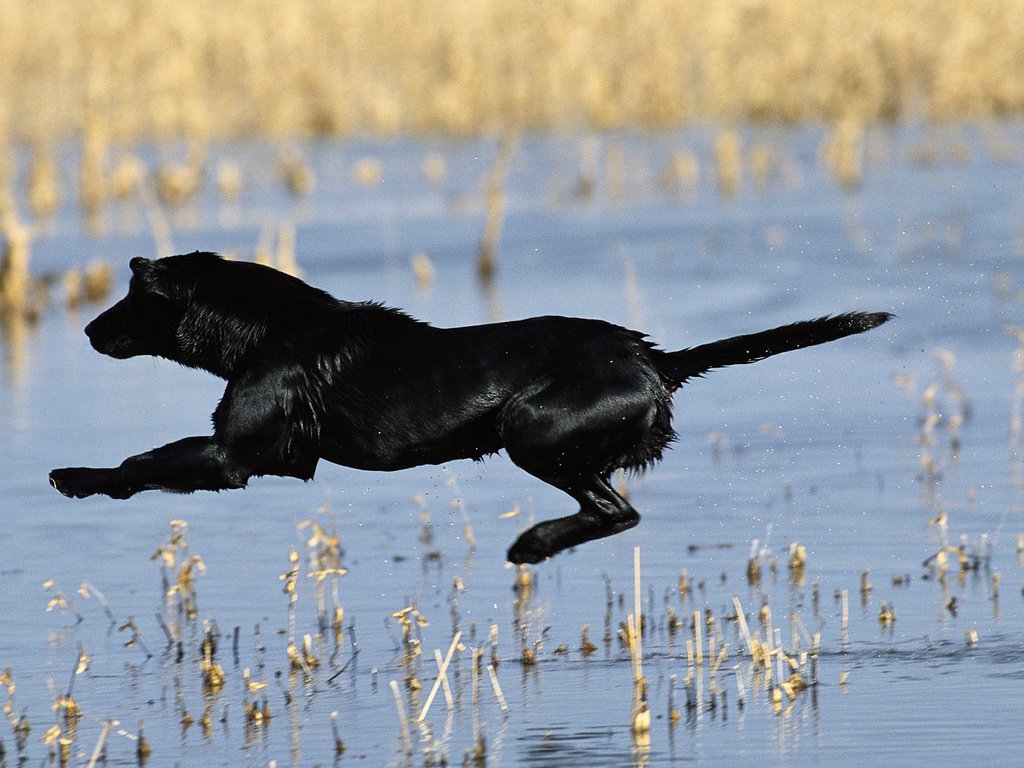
174, 305, 269, 378
171, 300, 419, 378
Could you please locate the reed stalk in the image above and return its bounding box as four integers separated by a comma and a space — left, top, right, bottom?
415, 631, 461, 722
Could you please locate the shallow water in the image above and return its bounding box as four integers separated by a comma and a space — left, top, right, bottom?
3, 125, 1024, 766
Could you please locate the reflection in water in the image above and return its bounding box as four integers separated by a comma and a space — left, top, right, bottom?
518, 724, 630, 767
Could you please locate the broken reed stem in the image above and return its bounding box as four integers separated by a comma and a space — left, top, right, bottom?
775, 646, 785, 691
733, 665, 747, 704
792, 610, 816, 651
79, 581, 117, 624
732, 596, 754, 656
693, 610, 704, 667
85, 720, 113, 768
389, 679, 412, 753
331, 711, 344, 755
841, 589, 850, 645
761, 612, 775, 687
433, 649, 454, 710
626, 615, 642, 687
487, 664, 509, 715
633, 546, 643, 680
460, 505, 476, 550
415, 630, 462, 722
710, 644, 729, 676
471, 648, 483, 750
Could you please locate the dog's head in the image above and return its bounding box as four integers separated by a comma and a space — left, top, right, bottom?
84, 256, 187, 360
83, 251, 319, 377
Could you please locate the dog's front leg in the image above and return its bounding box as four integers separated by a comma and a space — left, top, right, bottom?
50, 437, 247, 499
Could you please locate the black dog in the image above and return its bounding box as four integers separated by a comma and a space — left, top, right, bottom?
50, 252, 891, 563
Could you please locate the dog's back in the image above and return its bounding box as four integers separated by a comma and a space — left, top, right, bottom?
311, 314, 669, 471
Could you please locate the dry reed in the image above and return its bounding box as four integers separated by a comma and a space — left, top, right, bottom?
2, 0, 1023, 150
416, 631, 462, 722
477, 133, 517, 282
389, 679, 412, 753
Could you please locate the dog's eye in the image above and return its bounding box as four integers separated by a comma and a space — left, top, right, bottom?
140, 289, 174, 305
129, 277, 174, 303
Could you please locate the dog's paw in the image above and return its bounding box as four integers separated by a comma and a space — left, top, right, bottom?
506, 529, 550, 565
49, 468, 100, 499
507, 511, 641, 564
506, 518, 575, 564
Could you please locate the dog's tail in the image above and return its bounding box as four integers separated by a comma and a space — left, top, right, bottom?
656, 312, 892, 388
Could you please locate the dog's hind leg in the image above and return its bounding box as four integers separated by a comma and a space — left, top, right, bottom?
500, 384, 658, 563
506, 474, 640, 564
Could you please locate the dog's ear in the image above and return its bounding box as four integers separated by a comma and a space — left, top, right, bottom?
129, 257, 174, 300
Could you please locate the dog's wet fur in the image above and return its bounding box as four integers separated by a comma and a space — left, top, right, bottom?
49, 252, 891, 563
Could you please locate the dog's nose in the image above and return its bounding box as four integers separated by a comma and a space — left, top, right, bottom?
83, 317, 108, 354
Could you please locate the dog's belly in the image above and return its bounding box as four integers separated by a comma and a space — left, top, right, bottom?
317, 411, 504, 472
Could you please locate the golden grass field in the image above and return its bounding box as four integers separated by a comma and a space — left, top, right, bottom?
1, 0, 1023, 143
2, 0, 1023, 319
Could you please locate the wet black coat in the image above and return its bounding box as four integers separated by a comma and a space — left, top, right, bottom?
50, 252, 890, 563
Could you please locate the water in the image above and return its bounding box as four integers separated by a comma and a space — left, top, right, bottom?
2, 125, 1024, 766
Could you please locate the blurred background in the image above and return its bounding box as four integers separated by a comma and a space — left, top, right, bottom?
2, 0, 1023, 307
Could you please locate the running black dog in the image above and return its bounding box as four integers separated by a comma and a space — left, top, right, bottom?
49, 252, 891, 563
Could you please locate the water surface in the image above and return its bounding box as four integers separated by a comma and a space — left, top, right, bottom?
2, 125, 1023, 766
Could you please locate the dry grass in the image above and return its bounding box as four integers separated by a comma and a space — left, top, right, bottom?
2, 0, 1024, 145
